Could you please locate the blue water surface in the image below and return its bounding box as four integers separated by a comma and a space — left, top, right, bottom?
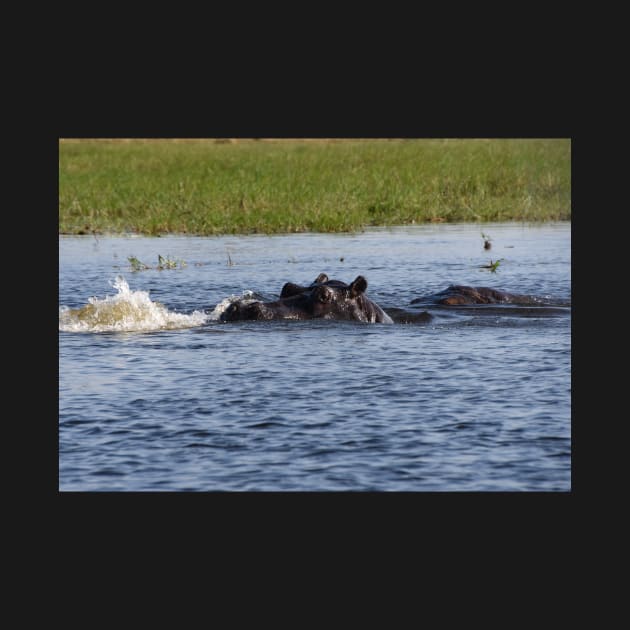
59, 222, 571, 491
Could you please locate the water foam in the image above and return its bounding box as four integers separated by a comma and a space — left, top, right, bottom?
59, 276, 209, 333
206, 291, 258, 321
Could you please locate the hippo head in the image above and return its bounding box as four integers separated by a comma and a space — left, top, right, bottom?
220, 273, 392, 323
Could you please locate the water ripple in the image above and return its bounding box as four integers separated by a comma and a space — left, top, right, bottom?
60, 225, 570, 491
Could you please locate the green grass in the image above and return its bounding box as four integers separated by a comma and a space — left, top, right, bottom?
59, 139, 571, 235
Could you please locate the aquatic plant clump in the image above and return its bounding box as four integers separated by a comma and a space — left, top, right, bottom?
128, 255, 186, 271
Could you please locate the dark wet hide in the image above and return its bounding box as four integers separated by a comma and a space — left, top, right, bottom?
384, 308, 434, 324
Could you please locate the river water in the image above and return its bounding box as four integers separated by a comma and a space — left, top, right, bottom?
58, 222, 571, 491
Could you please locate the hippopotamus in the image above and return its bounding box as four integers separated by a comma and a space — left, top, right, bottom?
220, 273, 393, 323
411, 285, 540, 306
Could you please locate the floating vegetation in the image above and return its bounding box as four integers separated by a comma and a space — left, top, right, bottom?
479, 258, 505, 273
128, 256, 150, 271
157, 254, 185, 270
127, 254, 186, 272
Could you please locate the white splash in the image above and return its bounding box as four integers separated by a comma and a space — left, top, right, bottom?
206, 290, 258, 321
59, 276, 208, 333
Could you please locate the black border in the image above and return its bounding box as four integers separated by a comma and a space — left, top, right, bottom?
52, 47, 577, 552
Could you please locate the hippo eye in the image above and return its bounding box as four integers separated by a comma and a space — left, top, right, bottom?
315, 286, 332, 303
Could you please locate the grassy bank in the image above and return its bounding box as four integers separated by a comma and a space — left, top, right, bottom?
59, 139, 570, 235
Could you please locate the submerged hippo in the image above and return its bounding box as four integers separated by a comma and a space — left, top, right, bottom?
411, 285, 540, 306
220, 273, 393, 323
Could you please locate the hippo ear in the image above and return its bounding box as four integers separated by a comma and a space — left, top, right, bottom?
314, 273, 329, 284
350, 275, 367, 296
